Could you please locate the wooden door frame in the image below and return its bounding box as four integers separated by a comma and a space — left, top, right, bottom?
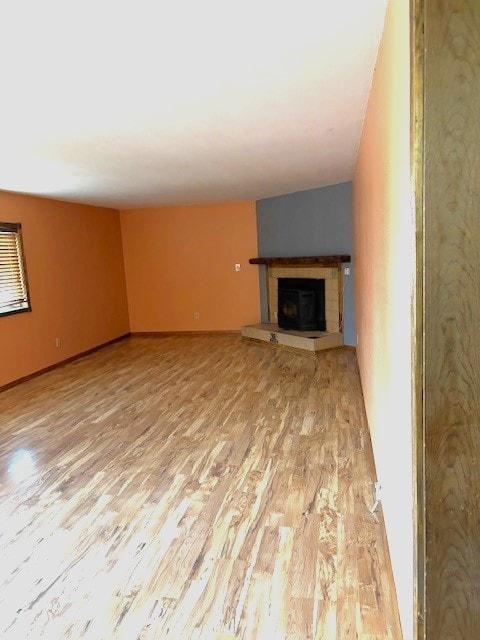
411, 0, 426, 637
412, 1, 480, 637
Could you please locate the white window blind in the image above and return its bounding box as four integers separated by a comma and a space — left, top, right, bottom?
0, 223, 30, 316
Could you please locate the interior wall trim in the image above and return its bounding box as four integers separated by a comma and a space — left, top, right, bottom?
411, 0, 426, 638
130, 331, 241, 337
0, 333, 130, 393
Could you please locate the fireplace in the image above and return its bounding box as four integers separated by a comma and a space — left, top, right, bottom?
278, 278, 326, 331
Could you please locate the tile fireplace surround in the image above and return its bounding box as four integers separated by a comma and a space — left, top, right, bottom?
268, 265, 341, 333
242, 255, 350, 353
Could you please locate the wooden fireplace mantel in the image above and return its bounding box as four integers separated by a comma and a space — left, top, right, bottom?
249, 255, 350, 267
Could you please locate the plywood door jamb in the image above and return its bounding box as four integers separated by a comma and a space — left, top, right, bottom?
411, 0, 426, 638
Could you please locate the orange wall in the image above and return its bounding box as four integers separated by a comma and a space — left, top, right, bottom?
0, 191, 130, 388
353, 0, 413, 638
121, 201, 260, 332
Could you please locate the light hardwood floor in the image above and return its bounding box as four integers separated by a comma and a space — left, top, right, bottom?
0, 335, 401, 639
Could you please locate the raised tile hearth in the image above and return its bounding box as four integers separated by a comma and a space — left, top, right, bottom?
241, 323, 343, 353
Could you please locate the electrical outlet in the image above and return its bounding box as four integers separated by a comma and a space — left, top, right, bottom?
344, 266, 350, 276
193, 312, 200, 320
234, 263, 241, 271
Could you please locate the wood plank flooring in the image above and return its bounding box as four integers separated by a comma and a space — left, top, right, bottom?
0, 335, 401, 639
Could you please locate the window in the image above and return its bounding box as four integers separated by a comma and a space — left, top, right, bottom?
0, 222, 31, 317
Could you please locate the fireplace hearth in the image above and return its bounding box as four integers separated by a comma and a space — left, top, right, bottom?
278, 278, 326, 332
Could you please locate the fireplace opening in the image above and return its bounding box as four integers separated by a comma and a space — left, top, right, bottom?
278, 278, 326, 332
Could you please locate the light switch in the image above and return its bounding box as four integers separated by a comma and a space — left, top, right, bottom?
235, 263, 241, 271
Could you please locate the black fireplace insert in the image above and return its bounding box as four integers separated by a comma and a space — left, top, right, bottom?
278, 278, 326, 331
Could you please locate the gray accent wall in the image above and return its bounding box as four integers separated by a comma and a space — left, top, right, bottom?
256, 181, 355, 346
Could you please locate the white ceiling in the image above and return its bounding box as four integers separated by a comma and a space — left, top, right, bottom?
0, 1, 387, 209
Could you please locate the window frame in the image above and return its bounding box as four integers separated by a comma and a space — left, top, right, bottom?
0, 222, 32, 318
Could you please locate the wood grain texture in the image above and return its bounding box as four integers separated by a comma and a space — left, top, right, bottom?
411, 0, 426, 637
0, 335, 401, 639
249, 256, 351, 266
423, 0, 480, 637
